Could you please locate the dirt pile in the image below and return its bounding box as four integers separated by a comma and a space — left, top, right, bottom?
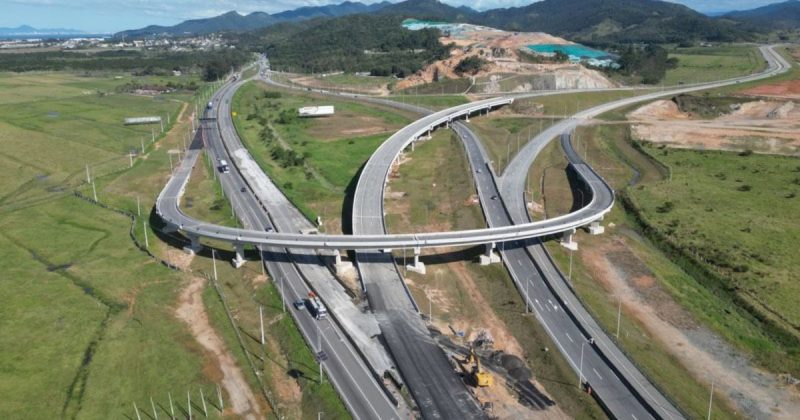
629, 98, 800, 155
741, 80, 800, 99
582, 237, 800, 419
396, 25, 615, 92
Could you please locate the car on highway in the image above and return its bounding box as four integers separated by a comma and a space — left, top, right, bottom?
293, 299, 305, 310
240, 186, 246, 192
476, 168, 482, 173
491, 195, 498, 200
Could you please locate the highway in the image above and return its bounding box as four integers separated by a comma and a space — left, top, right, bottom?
187, 83, 401, 420
155, 45, 791, 418
157, 46, 787, 251
453, 120, 681, 418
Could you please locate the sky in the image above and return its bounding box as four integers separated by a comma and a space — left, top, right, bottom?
0, 0, 788, 33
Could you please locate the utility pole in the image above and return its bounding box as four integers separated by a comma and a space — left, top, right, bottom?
525, 279, 530, 313
150, 396, 158, 420
85, 164, 91, 184
168, 392, 175, 420
259, 305, 265, 345
129, 152, 134, 168
568, 249, 574, 282
143, 221, 149, 249
151, 128, 155, 143
579, 342, 586, 387
707, 378, 715, 420
168, 153, 173, 173
212, 250, 218, 282
187, 391, 192, 420
217, 384, 224, 412
92, 181, 98, 202
200, 389, 207, 417
137, 196, 141, 216
141, 137, 145, 154
616, 298, 622, 339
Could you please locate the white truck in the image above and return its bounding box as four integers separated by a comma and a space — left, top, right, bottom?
306, 292, 328, 320
217, 159, 230, 173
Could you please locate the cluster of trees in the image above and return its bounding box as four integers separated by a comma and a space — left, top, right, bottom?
270, 146, 306, 168
115, 79, 200, 93
0, 48, 249, 77
233, 14, 450, 77
454, 56, 487, 75
616, 44, 679, 84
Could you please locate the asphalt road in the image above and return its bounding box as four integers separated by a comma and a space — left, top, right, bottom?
193, 82, 401, 420
454, 121, 681, 419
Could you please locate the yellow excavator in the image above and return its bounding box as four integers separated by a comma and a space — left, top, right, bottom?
466, 347, 493, 387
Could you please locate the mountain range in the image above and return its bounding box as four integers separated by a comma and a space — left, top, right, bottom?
115, 1, 392, 39
0, 25, 87, 37
113, 0, 799, 42
724, 0, 800, 30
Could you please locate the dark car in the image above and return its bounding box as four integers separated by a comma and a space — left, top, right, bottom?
491, 195, 498, 200
240, 186, 246, 192
293, 299, 305, 310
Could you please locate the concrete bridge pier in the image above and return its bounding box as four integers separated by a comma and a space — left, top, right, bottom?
426, 128, 432, 140
588, 217, 605, 235
333, 249, 354, 276
560, 228, 579, 251
183, 234, 203, 255
479, 242, 502, 265
406, 247, 426, 275
232, 243, 246, 268
464, 111, 470, 123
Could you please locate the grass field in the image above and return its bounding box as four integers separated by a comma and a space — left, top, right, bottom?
0, 71, 243, 419
533, 124, 746, 417
663, 45, 766, 86
628, 146, 800, 373
231, 80, 415, 231
384, 94, 470, 110
511, 89, 649, 118
395, 78, 473, 95
469, 116, 563, 173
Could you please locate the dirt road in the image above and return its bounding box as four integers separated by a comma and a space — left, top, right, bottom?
175, 277, 262, 419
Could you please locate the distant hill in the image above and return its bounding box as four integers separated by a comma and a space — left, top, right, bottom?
475, 0, 753, 44
0, 25, 86, 36
114, 1, 391, 39
724, 0, 800, 30
116, 0, 761, 43
272, 1, 390, 21
377, 0, 476, 20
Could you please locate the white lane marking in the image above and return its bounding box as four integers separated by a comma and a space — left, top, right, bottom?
593, 368, 603, 380
566, 333, 574, 343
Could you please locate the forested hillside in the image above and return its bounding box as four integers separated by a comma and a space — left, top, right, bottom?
235, 14, 450, 76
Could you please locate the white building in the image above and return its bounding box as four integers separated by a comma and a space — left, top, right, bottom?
298, 105, 335, 117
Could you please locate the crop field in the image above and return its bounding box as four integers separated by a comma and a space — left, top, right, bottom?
663, 44, 766, 86
231, 80, 415, 231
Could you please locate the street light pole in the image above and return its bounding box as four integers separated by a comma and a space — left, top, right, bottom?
579, 342, 586, 387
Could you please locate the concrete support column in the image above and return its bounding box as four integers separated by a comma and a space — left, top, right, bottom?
406, 247, 426, 275
410, 140, 415, 152
232, 243, 246, 268
465, 112, 470, 122
426, 129, 432, 140
588, 217, 605, 235
333, 249, 354, 277
560, 228, 579, 251
479, 242, 502, 265
446, 119, 451, 128
183, 234, 203, 255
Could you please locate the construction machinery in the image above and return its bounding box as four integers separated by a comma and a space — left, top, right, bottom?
466, 346, 493, 387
